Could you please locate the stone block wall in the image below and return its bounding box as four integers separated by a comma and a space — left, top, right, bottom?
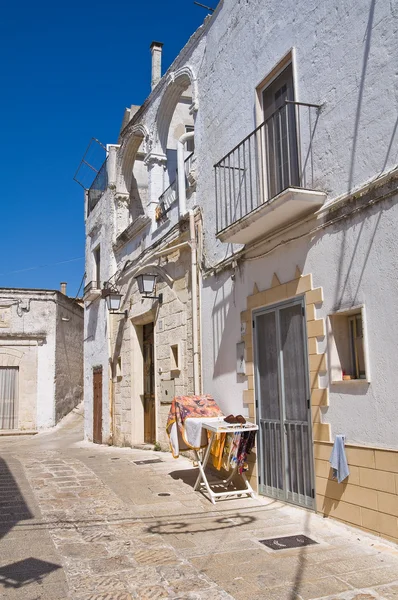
0, 346, 38, 430
55, 295, 84, 423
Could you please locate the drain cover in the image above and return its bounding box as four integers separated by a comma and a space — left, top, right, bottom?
110, 457, 120, 460
259, 535, 317, 551
133, 459, 163, 465
157, 493, 171, 497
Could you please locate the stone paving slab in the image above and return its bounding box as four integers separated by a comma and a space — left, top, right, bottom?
1, 413, 398, 599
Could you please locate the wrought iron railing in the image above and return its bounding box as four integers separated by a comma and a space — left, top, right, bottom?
87, 158, 108, 216
214, 101, 321, 235
156, 152, 195, 223
184, 151, 194, 180
157, 179, 177, 222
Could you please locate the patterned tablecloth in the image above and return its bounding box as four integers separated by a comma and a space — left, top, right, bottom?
166, 395, 224, 458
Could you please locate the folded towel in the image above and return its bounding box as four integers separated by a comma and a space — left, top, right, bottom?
330, 435, 350, 483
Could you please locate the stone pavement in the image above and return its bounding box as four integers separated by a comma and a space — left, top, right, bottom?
0, 409, 398, 599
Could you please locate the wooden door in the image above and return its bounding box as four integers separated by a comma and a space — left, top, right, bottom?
143, 323, 155, 443
93, 367, 102, 444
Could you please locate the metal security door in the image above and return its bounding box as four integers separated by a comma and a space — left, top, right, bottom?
93, 367, 102, 444
143, 323, 155, 443
0, 367, 18, 430
254, 298, 314, 509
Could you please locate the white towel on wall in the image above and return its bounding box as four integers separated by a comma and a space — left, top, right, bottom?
329, 435, 350, 483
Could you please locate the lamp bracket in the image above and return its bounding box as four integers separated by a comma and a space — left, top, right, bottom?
142, 293, 163, 305
110, 310, 129, 318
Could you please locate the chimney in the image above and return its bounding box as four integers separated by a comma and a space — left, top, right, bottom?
150, 41, 163, 90
60, 282, 67, 295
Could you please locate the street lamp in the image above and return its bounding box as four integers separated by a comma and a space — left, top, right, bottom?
102, 282, 128, 316
135, 273, 163, 304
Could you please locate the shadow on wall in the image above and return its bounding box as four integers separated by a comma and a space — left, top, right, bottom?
309, 190, 397, 312
321, 478, 347, 518
205, 269, 234, 379
85, 300, 100, 342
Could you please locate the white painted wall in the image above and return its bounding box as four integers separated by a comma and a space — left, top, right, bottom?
195, 0, 398, 264
0, 289, 82, 429
201, 191, 398, 450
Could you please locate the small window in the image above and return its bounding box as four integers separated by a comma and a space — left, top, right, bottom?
170, 344, 181, 377
185, 126, 194, 154
328, 306, 370, 383
348, 314, 366, 380
93, 246, 100, 288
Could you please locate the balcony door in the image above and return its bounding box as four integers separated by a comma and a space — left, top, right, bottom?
254, 298, 315, 509
262, 63, 299, 199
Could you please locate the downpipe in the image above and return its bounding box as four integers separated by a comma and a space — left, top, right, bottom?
177, 130, 200, 395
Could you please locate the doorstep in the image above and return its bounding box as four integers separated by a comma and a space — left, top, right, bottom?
0, 429, 38, 436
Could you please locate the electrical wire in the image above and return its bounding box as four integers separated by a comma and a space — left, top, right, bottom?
74, 272, 86, 300
0, 257, 84, 276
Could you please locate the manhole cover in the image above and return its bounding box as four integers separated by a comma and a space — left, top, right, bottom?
133, 459, 163, 465
157, 493, 171, 497
259, 535, 318, 551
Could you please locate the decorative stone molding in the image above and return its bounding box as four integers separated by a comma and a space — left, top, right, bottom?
113, 215, 151, 252
144, 152, 167, 168
155, 64, 199, 156
240, 269, 331, 443
88, 222, 102, 238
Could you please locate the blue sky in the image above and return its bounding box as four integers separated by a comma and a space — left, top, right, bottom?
0, 0, 208, 296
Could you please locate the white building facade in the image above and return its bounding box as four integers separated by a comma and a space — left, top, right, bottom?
83, 1, 398, 543
0, 288, 84, 431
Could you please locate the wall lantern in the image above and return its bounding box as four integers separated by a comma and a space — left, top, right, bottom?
102, 282, 128, 317
135, 273, 163, 304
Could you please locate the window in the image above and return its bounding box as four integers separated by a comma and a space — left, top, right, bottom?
93, 246, 100, 288
185, 125, 195, 154
348, 313, 366, 380
328, 306, 369, 383
170, 344, 181, 377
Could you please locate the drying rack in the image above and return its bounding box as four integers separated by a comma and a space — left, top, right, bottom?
193, 417, 258, 504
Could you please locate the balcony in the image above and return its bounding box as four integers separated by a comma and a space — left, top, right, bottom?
156, 153, 195, 224
87, 158, 108, 216
215, 101, 326, 245
83, 281, 101, 301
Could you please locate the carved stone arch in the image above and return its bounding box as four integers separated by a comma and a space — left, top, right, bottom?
117, 123, 151, 195
0, 348, 24, 367
133, 263, 174, 288
155, 65, 198, 156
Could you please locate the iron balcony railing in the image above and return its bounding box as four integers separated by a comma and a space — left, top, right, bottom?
87, 158, 108, 216
214, 101, 321, 235
157, 152, 195, 222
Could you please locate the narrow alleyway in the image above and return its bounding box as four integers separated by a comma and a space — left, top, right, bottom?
0, 410, 398, 600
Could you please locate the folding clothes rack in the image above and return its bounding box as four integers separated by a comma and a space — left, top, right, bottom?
193, 417, 259, 504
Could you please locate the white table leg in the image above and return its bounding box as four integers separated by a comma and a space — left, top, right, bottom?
192, 428, 257, 504
193, 432, 215, 495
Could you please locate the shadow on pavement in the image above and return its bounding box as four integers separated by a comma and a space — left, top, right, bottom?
0, 456, 33, 540
0, 558, 62, 589
147, 512, 256, 535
